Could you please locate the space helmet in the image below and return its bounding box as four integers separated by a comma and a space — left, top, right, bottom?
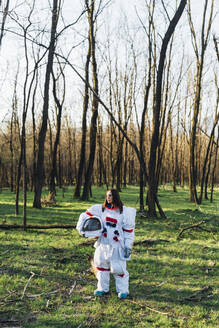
82, 216, 103, 238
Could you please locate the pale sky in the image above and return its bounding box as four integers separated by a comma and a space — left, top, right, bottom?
0, 0, 218, 128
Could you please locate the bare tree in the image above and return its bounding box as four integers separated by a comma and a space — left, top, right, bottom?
14, 1, 37, 219
33, 0, 60, 208
74, 23, 91, 198
187, 0, 214, 203
198, 110, 219, 203
136, 0, 154, 211
81, 0, 99, 200
147, 0, 187, 218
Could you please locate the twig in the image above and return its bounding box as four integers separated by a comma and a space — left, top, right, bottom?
68, 281, 76, 296
26, 289, 59, 298
25, 293, 43, 298
128, 299, 170, 316
0, 249, 12, 256
178, 220, 215, 238
156, 280, 168, 287
21, 271, 35, 299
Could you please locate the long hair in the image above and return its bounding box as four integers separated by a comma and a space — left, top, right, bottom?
102, 189, 123, 213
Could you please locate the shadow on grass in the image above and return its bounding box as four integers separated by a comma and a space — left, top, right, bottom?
132, 286, 219, 311
27, 318, 81, 328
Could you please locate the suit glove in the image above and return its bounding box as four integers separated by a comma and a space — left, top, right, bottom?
124, 247, 132, 258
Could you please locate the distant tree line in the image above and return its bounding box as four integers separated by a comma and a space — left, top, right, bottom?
0, 114, 218, 197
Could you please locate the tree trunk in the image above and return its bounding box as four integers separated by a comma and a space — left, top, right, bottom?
81, 0, 99, 201
188, 0, 214, 203
210, 128, 219, 202
10, 77, 18, 192
123, 140, 128, 188
58, 147, 62, 188
49, 68, 65, 195
204, 136, 214, 200
74, 37, 91, 198
198, 113, 219, 203
97, 121, 106, 187
170, 116, 177, 192
147, 0, 187, 218
33, 0, 59, 208
15, 142, 23, 215
31, 68, 38, 192
0, 0, 10, 48
23, 130, 27, 230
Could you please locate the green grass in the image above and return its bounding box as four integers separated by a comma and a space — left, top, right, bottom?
0, 185, 218, 328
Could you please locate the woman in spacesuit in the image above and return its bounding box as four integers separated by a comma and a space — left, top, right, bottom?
76, 189, 136, 299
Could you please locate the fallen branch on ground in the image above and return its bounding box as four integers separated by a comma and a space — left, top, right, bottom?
21, 271, 35, 299
68, 282, 77, 296
178, 218, 218, 238
26, 289, 59, 298
0, 249, 13, 255
127, 299, 171, 316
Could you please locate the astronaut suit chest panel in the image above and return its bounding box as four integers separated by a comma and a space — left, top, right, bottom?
100, 208, 124, 247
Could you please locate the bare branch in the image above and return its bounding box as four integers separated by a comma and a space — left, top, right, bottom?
56, 8, 87, 39
161, 0, 171, 22
213, 34, 219, 62
187, 0, 199, 59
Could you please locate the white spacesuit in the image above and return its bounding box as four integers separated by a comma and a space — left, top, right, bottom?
76, 204, 136, 297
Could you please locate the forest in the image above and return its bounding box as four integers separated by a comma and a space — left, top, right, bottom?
0, 0, 218, 220
0, 1, 219, 327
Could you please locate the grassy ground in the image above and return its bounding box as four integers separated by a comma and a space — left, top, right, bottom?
0, 185, 218, 328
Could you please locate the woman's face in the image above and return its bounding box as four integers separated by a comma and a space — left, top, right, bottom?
106, 191, 113, 204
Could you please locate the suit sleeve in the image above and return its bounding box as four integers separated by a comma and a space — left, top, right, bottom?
122, 207, 136, 249
76, 212, 88, 236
